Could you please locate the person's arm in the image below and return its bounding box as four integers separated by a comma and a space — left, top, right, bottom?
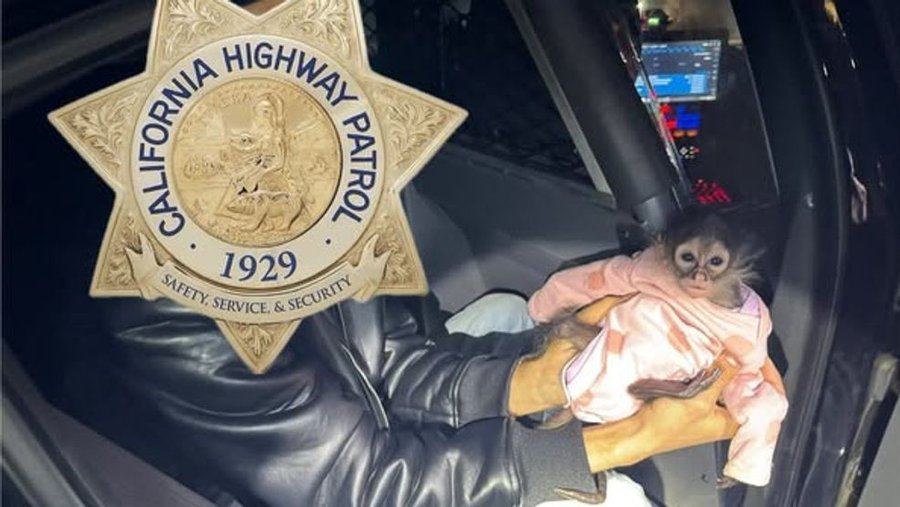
528, 254, 639, 324
333, 297, 750, 502
348, 415, 596, 507
325, 297, 541, 428
94, 299, 596, 507
381, 328, 541, 427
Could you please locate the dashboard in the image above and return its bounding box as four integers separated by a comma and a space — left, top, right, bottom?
634, 35, 778, 208
635, 39, 722, 102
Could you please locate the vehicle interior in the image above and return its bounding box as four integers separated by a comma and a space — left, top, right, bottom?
2, 0, 884, 506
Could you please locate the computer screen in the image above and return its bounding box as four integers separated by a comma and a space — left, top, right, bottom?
635, 40, 722, 102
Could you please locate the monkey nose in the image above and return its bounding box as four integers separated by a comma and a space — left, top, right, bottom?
693, 272, 709, 282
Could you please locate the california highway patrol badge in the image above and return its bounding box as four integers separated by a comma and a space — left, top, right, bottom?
49, 0, 467, 373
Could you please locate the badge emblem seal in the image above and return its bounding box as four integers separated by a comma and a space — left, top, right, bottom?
49, 0, 467, 373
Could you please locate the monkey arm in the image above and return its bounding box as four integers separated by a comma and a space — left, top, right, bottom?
528, 254, 640, 324
761, 357, 786, 395
717, 367, 789, 486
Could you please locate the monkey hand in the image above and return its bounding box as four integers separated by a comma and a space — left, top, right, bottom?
716, 475, 742, 490
627, 367, 723, 401
581, 355, 741, 474
507, 338, 580, 417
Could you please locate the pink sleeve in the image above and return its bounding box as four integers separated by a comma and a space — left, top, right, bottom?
720, 308, 788, 486
723, 299, 773, 373
527, 254, 639, 323
720, 372, 789, 486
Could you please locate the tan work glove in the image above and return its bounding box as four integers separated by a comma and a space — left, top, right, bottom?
508, 337, 577, 417
507, 295, 631, 417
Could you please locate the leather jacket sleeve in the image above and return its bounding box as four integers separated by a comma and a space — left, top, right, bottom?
89, 298, 595, 507
335, 297, 543, 428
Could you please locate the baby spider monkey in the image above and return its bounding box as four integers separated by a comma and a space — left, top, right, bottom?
537, 207, 766, 404
527, 208, 780, 503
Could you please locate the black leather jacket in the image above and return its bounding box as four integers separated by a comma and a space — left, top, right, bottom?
69, 295, 596, 507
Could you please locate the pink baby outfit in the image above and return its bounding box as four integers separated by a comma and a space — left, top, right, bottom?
527, 246, 788, 486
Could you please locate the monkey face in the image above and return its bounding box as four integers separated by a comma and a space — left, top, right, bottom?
661, 209, 761, 307
672, 238, 731, 299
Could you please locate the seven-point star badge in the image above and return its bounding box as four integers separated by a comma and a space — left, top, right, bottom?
49, 0, 467, 373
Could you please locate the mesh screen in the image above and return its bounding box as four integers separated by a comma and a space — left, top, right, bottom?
361, 0, 593, 187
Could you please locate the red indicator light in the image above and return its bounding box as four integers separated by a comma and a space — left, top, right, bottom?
692, 179, 732, 204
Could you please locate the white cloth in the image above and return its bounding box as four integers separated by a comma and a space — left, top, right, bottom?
444, 292, 535, 337
535, 471, 654, 507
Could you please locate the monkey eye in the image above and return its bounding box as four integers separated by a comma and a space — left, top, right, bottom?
680, 252, 696, 263
710, 256, 724, 266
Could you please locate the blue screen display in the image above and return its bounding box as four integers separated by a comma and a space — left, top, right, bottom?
635, 40, 722, 102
